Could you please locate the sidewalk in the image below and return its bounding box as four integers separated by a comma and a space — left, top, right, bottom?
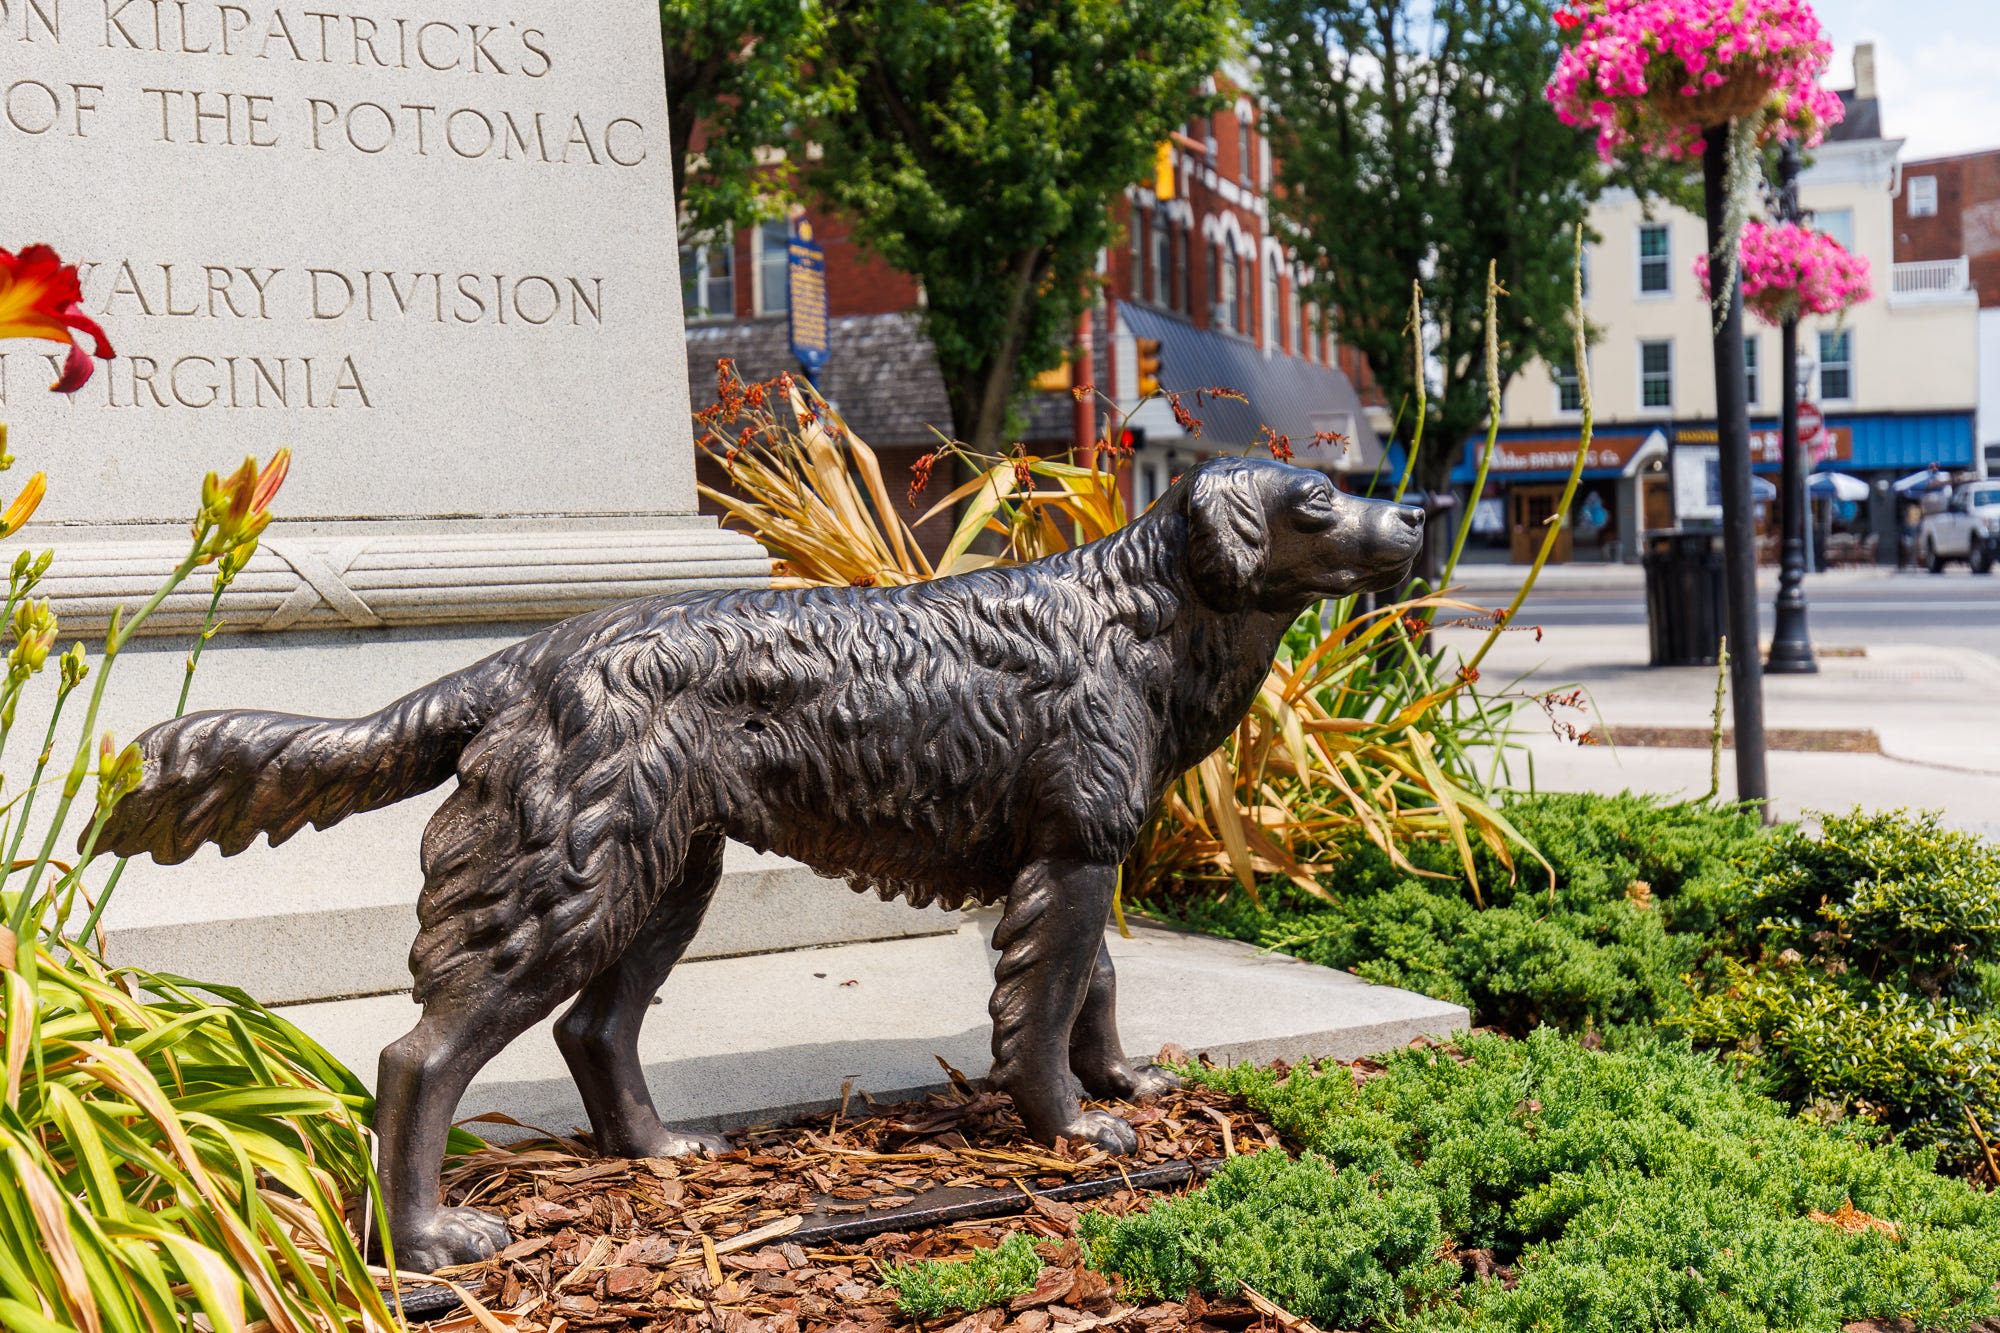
1433, 621, 2000, 840
1443, 561, 1904, 594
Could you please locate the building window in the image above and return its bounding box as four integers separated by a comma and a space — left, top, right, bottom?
1289, 280, 1301, 354
1819, 329, 1853, 401
1637, 223, 1671, 295
756, 218, 790, 316
679, 238, 733, 321
1639, 339, 1673, 410
1130, 206, 1145, 292
1743, 334, 1759, 406
1554, 361, 1584, 414
1175, 227, 1191, 313
1150, 216, 1170, 305
1215, 246, 1237, 331
1816, 207, 1855, 251
1264, 263, 1280, 348
1238, 117, 1252, 185
1909, 175, 1939, 217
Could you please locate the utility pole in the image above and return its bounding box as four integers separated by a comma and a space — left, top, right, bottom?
1767, 140, 1818, 675
1701, 122, 1769, 810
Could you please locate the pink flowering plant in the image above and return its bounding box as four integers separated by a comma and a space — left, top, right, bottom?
1694, 219, 1872, 325
1547, 0, 1844, 164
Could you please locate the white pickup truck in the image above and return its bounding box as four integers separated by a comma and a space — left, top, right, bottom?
1919, 481, 2000, 573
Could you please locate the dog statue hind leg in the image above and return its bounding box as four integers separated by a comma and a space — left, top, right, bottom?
553, 830, 732, 1160
1067, 940, 1181, 1101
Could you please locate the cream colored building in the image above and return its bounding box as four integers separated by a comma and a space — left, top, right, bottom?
1476, 48, 1978, 563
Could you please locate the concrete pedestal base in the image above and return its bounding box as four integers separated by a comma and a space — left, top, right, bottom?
281, 919, 1471, 1136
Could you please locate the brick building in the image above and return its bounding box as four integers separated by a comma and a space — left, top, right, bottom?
1894, 146, 2000, 474
681, 68, 1383, 554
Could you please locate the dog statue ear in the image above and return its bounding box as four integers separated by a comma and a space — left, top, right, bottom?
1184, 465, 1268, 608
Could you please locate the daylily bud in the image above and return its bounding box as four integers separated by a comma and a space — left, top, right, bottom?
0, 473, 47, 538
59, 642, 88, 691
95, 732, 144, 810
0, 422, 12, 471
9, 598, 56, 678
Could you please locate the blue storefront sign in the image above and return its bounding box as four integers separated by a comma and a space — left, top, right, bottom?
787, 221, 829, 380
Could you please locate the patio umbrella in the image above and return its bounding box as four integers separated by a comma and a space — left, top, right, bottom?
1894, 467, 1950, 494
1750, 475, 1778, 501
1809, 472, 1870, 502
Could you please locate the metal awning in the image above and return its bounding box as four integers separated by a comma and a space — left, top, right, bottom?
1115, 303, 1384, 472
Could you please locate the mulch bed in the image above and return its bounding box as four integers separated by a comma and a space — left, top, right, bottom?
409, 1050, 1329, 1333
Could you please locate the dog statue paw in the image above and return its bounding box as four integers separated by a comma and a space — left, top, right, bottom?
392, 1205, 511, 1274
1064, 1109, 1141, 1155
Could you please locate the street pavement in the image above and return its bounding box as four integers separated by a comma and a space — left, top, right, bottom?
1430, 563, 2000, 840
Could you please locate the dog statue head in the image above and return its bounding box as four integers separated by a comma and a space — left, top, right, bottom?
1176, 457, 1424, 613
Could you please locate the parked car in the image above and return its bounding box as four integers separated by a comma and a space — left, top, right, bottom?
1918, 482, 2000, 573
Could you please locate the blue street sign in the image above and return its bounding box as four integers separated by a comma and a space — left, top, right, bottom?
788, 221, 829, 380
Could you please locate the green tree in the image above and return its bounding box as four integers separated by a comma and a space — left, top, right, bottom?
1252, 0, 1673, 552
808, 0, 1237, 455
661, 0, 847, 241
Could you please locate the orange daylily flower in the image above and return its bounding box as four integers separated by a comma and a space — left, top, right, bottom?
0, 244, 114, 392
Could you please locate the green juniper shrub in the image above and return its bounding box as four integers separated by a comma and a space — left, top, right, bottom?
881, 1232, 1043, 1318
1148, 792, 1765, 1035
1088, 1031, 2000, 1332
1078, 1148, 1459, 1327
1673, 809, 2000, 1166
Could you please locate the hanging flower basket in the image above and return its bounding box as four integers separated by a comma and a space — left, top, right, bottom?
1694, 220, 1873, 326
1647, 68, 1775, 131
1548, 0, 1843, 164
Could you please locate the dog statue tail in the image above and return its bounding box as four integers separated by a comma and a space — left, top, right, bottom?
96, 652, 520, 866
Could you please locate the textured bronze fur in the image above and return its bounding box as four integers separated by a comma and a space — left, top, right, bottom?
99, 457, 1422, 1271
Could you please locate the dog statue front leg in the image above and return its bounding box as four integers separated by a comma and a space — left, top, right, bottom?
988, 858, 1138, 1154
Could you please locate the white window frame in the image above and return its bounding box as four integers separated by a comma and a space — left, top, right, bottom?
755, 218, 790, 316
1743, 334, 1759, 407
1553, 359, 1585, 417
1150, 215, 1170, 306
1819, 328, 1855, 404
680, 235, 734, 322
1638, 338, 1674, 413
1909, 174, 1938, 217
1636, 223, 1672, 298
1816, 207, 1855, 251
1264, 263, 1280, 349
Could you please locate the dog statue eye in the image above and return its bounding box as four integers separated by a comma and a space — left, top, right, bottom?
1293, 492, 1339, 533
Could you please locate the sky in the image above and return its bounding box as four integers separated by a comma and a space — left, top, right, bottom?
1812, 0, 2000, 162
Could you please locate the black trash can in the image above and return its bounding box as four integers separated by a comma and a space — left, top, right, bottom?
1641, 530, 1727, 667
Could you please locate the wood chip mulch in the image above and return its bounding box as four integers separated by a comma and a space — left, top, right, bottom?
411, 1051, 1321, 1333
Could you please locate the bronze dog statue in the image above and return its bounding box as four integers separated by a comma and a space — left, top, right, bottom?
100, 456, 1422, 1271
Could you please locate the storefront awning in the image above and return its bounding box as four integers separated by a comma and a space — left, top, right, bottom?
1116, 303, 1383, 472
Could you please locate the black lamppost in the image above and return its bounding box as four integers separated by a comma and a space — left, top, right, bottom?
1766, 140, 1818, 674
1701, 123, 1769, 810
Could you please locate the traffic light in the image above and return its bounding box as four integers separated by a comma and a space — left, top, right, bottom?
1154, 141, 1176, 200
1136, 337, 1164, 398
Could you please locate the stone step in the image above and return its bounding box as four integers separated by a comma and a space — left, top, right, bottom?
279, 919, 1470, 1136
42, 623, 949, 1005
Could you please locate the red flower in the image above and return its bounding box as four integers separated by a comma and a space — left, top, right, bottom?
1553, 8, 1583, 30
0, 244, 114, 392
908, 448, 943, 505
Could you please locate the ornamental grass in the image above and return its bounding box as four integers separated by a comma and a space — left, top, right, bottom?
694, 261, 1584, 903
0, 242, 454, 1333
